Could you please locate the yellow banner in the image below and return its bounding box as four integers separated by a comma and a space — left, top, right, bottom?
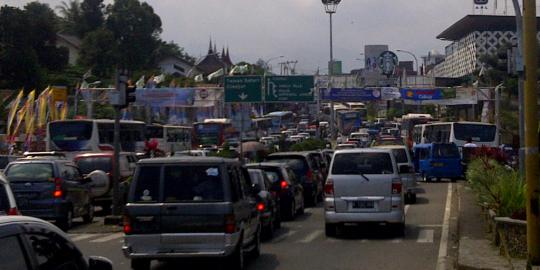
6, 89, 24, 137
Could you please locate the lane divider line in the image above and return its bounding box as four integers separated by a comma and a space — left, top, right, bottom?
69, 234, 96, 242
417, 229, 434, 243
298, 230, 323, 243
90, 232, 124, 243
436, 183, 453, 270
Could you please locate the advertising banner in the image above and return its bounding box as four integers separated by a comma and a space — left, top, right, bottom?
400, 88, 456, 100
135, 88, 194, 107
320, 88, 381, 101
403, 88, 477, 105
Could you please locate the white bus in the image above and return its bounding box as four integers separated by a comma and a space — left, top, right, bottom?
420, 122, 498, 148
145, 124, 192, 153
46, 119, 146, 157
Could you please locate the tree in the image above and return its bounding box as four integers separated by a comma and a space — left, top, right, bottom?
153, 40, 196, 65
56, 0, 82, 35
105, 0, 162, 69
79, 27, 118, 77
79, 0, 104, 36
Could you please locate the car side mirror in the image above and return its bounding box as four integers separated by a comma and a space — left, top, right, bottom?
251, 183, 261, 194
399, 165, 411, 174
88, 256, 113, 270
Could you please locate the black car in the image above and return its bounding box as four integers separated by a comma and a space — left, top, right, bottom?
4, 157, 95, 230
123, 157, 261, 270
0, 216, 113, 270
266, 152, 323, 206
246, 163, 304, 220
248, 168, 281, 238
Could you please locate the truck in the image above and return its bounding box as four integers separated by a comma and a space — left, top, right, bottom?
337, 110, 362, 136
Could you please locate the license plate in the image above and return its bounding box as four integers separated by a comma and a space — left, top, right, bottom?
352, 201, 374, 209
432, 162, 444, 167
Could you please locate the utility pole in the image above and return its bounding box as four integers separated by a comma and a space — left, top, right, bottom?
511, 0, 526, 175
522, 0, 540, 266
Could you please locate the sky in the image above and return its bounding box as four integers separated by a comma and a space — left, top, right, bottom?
3, 0, 526, 74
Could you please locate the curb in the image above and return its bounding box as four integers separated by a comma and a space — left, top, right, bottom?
447, 182, 461, 270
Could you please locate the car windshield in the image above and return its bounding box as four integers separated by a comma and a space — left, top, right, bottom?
76, 157, 112, 174
332, 153, 394, 175
5, 163, 54, 182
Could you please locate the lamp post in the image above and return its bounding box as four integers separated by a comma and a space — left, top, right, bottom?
322, 0, 341, 142
263, 55, 284, 75
396, 49, 419, 87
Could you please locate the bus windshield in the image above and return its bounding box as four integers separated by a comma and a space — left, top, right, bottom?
454, 123, 496, 142
49, 121, 93, 151
194, 123, 221, 146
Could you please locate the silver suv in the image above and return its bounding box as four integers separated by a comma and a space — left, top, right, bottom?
324, 148, 406, 237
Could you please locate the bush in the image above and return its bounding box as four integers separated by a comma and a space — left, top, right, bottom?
467, 158, 526, 218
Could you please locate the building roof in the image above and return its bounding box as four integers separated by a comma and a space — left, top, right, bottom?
56, 33, 82, 48
437, 15, 540, 41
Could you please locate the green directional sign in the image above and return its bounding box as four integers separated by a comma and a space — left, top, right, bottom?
265, 76, 315, 102
224, 76, 262, 103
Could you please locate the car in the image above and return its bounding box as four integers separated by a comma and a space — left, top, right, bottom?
0, 216, 113, 270
248, 168, 281, 238
297, 132, 311, 140
123, 157, 262, 270
74, 152, 137, 214
324, 148, 406, 237
0, 155, 21, 172
374, 145, 419, 203
266, 152, 323, 206
4, 157, 107, 230
0, 174, 18, 216
322, 149, 334, 165
413, 143, 463, 182
259, 137, 276, 147
246, 163, 304, 221
173, 149, 210, 156
370, 136, 405, 147
288, 135, 305, 143
306, 151, 329, 182
335, 143, 356, 150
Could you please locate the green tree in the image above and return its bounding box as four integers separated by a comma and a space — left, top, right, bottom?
79, 0, 104, 36
105, 0, 162, 69
79, 27, 118, 77
154, 40, 196, 65
56, 0, 82, 35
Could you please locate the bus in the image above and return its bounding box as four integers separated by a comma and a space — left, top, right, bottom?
344, 102, 368, 118
401, 113, 434, 149
192, 118, 237, 148
421, 122, 498, 148
251, 117, 273, 138
265, 111, 294, 132
145, 124, 192, 153
46, 119, 146, 156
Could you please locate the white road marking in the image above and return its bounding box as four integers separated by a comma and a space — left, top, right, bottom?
298, 230, 323, 243
272, 230, 298, 243
390, 238, 402, 243
436, 183, 453, 270
360, 239, 369, 243
416, 224, 443, 228
417, 229, 434, 243
405, 205, 410, 216
69, 234, 96, 242
90, 233, 124, 243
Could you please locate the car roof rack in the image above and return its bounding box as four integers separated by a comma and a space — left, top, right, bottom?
22, 151, 66, 158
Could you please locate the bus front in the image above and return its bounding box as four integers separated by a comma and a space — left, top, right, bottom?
193, 123, 222, 148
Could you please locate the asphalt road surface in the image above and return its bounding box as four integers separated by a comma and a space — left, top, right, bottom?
71, 182, 455, 270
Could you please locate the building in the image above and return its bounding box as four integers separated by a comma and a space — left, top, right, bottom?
190, 40, 233, 78
433, 15, 540, 78
157, 56, 193, 77
56, 33, 81, 66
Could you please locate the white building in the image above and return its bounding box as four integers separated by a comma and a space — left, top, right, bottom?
157, 56, 193, 77
56, 33, 81, 66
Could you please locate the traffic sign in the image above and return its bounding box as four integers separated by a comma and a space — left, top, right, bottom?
224, 76, 262, 103
265, 76, 314, 102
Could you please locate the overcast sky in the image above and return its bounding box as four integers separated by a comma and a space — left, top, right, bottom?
3, 0, 527, 74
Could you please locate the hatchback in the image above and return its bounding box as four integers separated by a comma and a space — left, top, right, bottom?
324, 149, 406, 237
123, 157, 261, 270
248, 168, 281, 238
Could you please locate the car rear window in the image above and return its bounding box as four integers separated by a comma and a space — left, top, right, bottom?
76, 157, 112, 174
163, 166, 224, 202
332, 153, 394, 175
5, 163, 53, 182
265, 157, 308, 177
259, 167, 283, 183
393, 149, 409, 163
131, 166, 161, 203
248, 170, 264, 188
0, 184, 10, 214
433, 144, 460, 158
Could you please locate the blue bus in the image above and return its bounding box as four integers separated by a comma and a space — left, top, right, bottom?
264, 111, 294, 133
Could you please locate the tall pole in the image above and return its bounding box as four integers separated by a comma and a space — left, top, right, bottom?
329, 12, 336, 141
511, 0, 526, 175
522, 0, 540, 265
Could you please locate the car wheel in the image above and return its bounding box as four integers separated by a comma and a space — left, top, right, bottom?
57, 208, 73, 231
325, 223, 337, 237
264, 217, 274, 240
394, 223, 405, 237
297, 200, 305, 215
131, 259, 150, 270
82, 203, 94, 223
100, 202, 112, 215
451, 178, 457, 183
287, 200, 296, 220
410, 193, 417, 204
225, 240, 244, 270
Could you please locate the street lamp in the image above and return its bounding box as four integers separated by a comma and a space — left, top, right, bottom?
264, 55, 284, 75
396, 49, 419, 87
322, 0, 341, 141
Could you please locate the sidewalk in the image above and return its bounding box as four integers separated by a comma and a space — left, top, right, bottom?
457, 183, 528, 270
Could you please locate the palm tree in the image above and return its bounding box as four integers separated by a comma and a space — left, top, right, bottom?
56, 0, 81, 35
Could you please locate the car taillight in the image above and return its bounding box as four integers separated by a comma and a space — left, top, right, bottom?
305, 170, 313, 183
280, 180, 288, 189
324, 178, 334, 196
123, 215, 132, 234
53, 178, 63, 198
7, 207, 18, 215
392, 182, 402, 194
224, 214, 236, 234
256, 202, 265, 212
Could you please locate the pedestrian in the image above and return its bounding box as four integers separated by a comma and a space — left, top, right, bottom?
463, 137, 478, 148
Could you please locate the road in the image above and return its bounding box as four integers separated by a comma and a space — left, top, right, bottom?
70, 182, 455, 270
